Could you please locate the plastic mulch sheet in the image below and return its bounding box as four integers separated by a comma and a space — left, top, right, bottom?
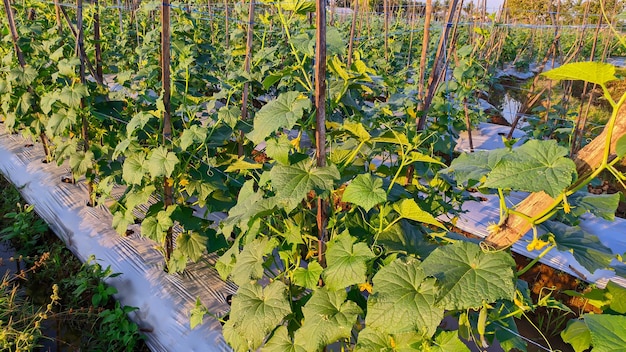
0, 125, 236, 351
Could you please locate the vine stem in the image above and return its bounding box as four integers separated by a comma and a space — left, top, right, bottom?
517, 244, 556, 277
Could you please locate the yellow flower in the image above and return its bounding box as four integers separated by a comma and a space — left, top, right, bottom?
358, 282, 372, 294
166, 177, 174, 187
179, 178, 189, 187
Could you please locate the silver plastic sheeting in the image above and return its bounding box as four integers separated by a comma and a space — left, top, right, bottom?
0, 125, 235, 351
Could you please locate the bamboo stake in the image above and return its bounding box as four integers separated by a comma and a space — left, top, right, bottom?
315, 0, 327, 267
117, 0, 123, 32
239, 0, 255, 157
59, 6, 103, 86
161, 0, 174, 263
416, 0, 432, 113
405, 0, 416, 70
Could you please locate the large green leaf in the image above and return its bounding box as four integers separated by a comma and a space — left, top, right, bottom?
544, 221, 614, 273
230, 237, 278, 286
542, 62, 618, 85
262, 326, 306, 352
421, 242, 516, 310
484, 140, 576, 197
366, 257, 443, 338
180, 125, 207, 151
221, 180, 277, 235
141, 206, 175, 243
224, 281, 291, 351
355, 328, 425, 351
562, 319, 592, 352
342, 174, 386, 211
69, 150, 94, 178
322, 232, 375, 290
441, 149, 509, 186
293, 288, 362, 351
431, 330, 470, 352
126, 111, 154, 135
9, 65, 37, 86
112, 209, 134, 235
58, 84, 89, 108
393, 199, 446, 230
585, 314, 626, 352
122, 152, 147, 185
293, 261, 323, 289
270, 161, 339, 212
147, 146, 179, 178
176, 231, 207, 262
378, 221, 438, 259
568, 192, 620, 221
265, 134, 292, 165
246, 91, 311, 144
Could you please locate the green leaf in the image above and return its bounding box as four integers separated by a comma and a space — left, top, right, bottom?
262, 326, 306, 352
421, 241, 516, 310
176, 231, 207, 262
230, 237, 279, 286
125, 184, 156, 210
355, 328, 425, 351
542, 62, 618, 86
265, 134, 291, 165
57, 57, 80, 77
293, 288, 362, 351
126, 112, 154, 135
378, 221, 438, 259
393, 199, 446, 230
9, 65, 37, 86
293, 261, 323, 289
484, 140, 576, 197
141, 206, 175, 243
270, 161, 339, 212
366, 257, 443, 338
616, 134, 626, 158
147, 146, 179, 178
189, 298, 208, 329
179, 125, 207, 151
562, 319, 592, 352
545, 221, 614, 273
568, 192, 620, 221
225, 281, 291, 351
218, 105, 241, 129
112, 210, 134, 235
585, 314, 626, 352
342, 174, 386, 211
322, 232, 375, 290
122, 152, 147, 185
606, 281, 626, 314
46, 108, 78, 136
431, 330, 470, 352
221, 180, 277, 235
246, 91, 311, 144
69, 150, 94, 178
59, 84, 89, 108
406, 152, 446, 166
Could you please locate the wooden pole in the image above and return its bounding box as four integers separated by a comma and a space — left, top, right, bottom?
383, 0, 389, 62
162, 0, 174, 263
417, 0, 460, 131
94, 0, 103, 83
315, 0, 327, 266
416, 0, 432, 113
347, 0, 358, 67
239, 0, 255, 156
485, 105, 626, 249
77, 0, 94, 204
224, 0, 230, 48
3, 0, 26, 67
